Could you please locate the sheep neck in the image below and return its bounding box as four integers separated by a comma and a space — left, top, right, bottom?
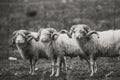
41, 41, 54, 58
15, 40, 34, 59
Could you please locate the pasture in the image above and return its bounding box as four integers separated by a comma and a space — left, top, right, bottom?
1, 57, 120, 80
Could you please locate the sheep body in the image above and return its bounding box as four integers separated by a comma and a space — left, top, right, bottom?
82, 30, 120, 57
52, 33, 84, 58
48, 31, 85, 76
70, 24, 120, 76
13, 30, 54, 75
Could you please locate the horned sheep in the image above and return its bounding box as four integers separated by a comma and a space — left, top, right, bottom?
69, 24, 120, 76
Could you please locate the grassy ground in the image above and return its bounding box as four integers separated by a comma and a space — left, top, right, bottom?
0, 57, 120, 80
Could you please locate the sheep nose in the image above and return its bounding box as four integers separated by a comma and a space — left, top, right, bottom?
41, 38, 46, 42
41, 38, 48, 42
76, 35, 82, 39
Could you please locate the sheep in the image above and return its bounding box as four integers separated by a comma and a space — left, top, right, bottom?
12, 30, 39, 75
12, 30, 66, 76
29, 28, 90, 77
69, 24, 120, 76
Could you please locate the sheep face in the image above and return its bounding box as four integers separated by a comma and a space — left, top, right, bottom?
12, 30, 32, 46
38, 28, 57, 42
70, 24, 90, 39
70, 24, 98, 41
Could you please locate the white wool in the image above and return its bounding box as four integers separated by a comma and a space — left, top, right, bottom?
52, 33, 84, 57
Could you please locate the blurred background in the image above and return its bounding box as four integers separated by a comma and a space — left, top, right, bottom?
0, 0, 120, 60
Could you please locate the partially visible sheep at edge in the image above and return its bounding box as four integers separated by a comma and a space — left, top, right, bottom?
29, 28, 89, 77
69, 24, 120, 76
22, 28, 66, 77
12, 30, 66, 76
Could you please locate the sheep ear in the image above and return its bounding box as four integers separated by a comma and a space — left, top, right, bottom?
59, 30, 72, 38
51, 33, 59, 40
69, 25, 76, 35
86, 30, 99, 39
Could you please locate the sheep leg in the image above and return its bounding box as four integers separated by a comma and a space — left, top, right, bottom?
29, 59, 33, 74
90, 57, 94, 77
63, 56, 68, 71
94, 61, 97, 73
55, 56, 61, 77
50, 59, 55, 77
31, 59, 37, 75
60, 56, 67, 71
84, 58, 90, 69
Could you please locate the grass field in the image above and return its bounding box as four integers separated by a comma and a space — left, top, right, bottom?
0, 57, 120, 80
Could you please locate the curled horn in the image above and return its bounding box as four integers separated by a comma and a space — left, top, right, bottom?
12, 30, 18, 37
82, 25, 91, 33
12, 30, 18, 44
59, 30, 72, 38
35, 29, 43, 41
27, 29, 43, 42
27, 36, 33, 43
69, 25, 76, 36
48, 28, 57, 40
51, 33, 59, 40
86, 30, 99, 39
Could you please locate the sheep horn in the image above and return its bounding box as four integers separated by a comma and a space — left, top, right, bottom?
69, 25, 76, 36
86, 30, 99, 39
59, 30, 72, 38
27, 36, 33, 43
34, 35, 39, 41
52, 33, 59, 40
83, 25, 91, 33
12, 30, 18, 44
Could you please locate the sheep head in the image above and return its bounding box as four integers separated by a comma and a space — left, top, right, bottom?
69, 24, 98, 40
36, 28, 57, 42
12, 30, 32, 46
